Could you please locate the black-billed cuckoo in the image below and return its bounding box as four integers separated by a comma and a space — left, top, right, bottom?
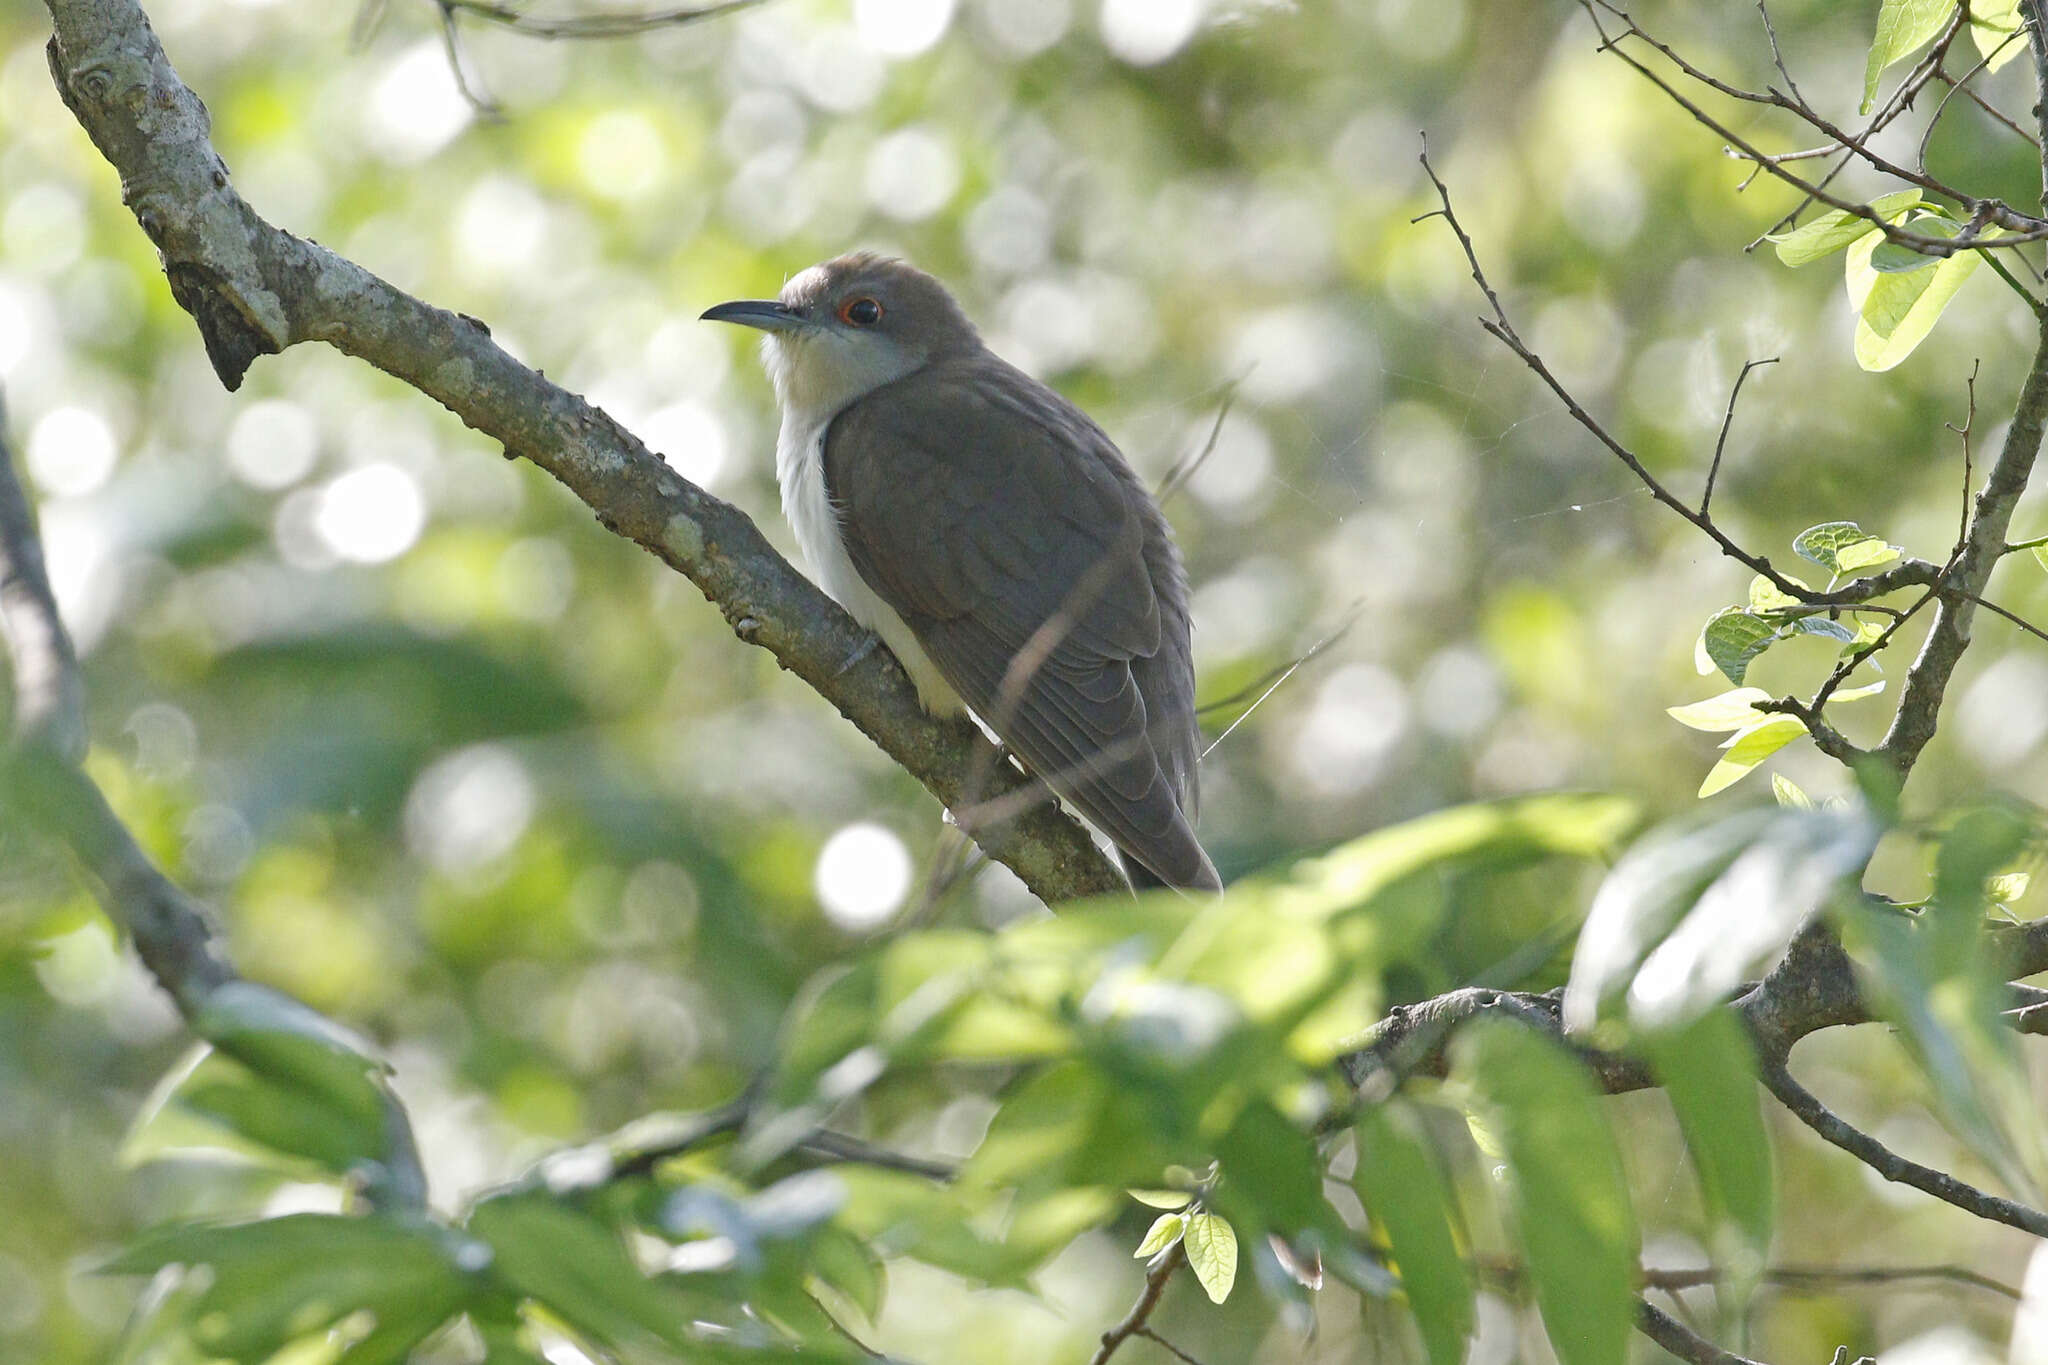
703, 253, 1219, 893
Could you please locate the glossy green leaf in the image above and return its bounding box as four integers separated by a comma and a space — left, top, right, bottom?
1863, 0, 1956, 112
1772, 190, 1923, 265
1355, 1104, 1475, 1365
1456, 1023, 1637, 1365
1183, 1213, 1239, 1304
1643, 1010, 1773, 1320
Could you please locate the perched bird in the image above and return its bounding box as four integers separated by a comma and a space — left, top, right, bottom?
703, 254, 1219, 892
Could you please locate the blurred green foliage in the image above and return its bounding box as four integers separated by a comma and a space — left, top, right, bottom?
5, 0, 2048, 1360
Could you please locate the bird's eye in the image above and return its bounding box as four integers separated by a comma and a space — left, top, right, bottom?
840, 297, 883, 327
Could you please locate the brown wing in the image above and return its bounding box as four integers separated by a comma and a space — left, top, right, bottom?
824, 354, 1216, 891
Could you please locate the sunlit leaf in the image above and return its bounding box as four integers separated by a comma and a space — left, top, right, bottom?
1133, 1212, 1186, 1258
1699, 609, 1780, 685
1666, 687, 1772, 733
1564, 805, 1878, 1032
1183, 1213, 1239, 1304
1870, 213, 1959, 273
1862, 0, 1956, 112
1355, 1104, 1475, 1365
1847, 221, 1988, 371
1698, 715, 1807, 798
1793, 521, 1903, 574
1456, 1024, 1636, 1365
1748, 575, 1804, 612
1771, 774, 1815, 810
1129, 1189, 1192, 1210
1771, 190, 1923, 265
1969, 0, 2025, 69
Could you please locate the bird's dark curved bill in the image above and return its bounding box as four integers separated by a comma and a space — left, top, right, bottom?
700, 299, 806, 331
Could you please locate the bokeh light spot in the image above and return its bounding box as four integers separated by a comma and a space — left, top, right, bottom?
1100, 0, 1202, 65
314, 462, 425, 564
227, 398, 320, 490
866, 126, 960, 222
367, 41, 473, 163
855, 0, 954, 56
27, 406, 117, 498
815, 822, 912, 930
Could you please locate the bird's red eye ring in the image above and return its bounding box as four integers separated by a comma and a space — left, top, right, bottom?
840, 297, 883, 327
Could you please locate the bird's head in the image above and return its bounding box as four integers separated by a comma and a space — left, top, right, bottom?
701, 253, 981, 420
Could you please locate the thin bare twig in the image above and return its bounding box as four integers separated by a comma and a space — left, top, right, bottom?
1636, 1297, 1765, 1365
1760, 1060, 2048, 1237
436, 0, 761, 39
1701, 357, 1777, 517
1643, 1262, 2021, 1300
1092, 1242, 1185, 1365
1416, 147, 1849, 605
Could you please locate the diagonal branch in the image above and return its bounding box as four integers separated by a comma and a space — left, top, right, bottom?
0, 396, 85, 761
40, 0, 1125, 906
1759, 1059, 2048, 1237
0, 396, 425, 1211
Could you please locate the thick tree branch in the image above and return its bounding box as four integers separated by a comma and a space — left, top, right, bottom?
1877, 327, 2048, 774
1341, 915, 2048, 1097
40, 0, 1127, 906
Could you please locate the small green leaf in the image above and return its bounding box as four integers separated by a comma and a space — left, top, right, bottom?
1863, 0, 1957, 112
1990, 872, 2032, 904
1355, 1104, 1475, 1365
468, 1195, 699, 1353
1129, 1189, 1191, 1210
1833, 680, 1887, 702
1793, 522, 1903, 575
1771, 774, 1815, 810
1667, 688, 1771, 732
1456, 1024, 1637, 1365
1870, 213, 1959, 273
1699, 715, 1807, 798
1182, 1213, 1239, 1304
1700, 609, 1780, 685
1847, 223, 1989, 372
1748, 576, 1804, 612
2034, 544, 2048, 575
1134, 1213, 1186, 1258
1772, 191, 1924, 266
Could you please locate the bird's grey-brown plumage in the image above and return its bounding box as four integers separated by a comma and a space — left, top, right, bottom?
703, 254, 1218, 891
827, 356, 1211, 890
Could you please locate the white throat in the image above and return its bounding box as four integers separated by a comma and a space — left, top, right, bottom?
765, 334, 962, 715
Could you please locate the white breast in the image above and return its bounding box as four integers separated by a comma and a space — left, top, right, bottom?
775, 410, 963, 715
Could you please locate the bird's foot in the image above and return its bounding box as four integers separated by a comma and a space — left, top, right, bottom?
836, 630, 882, 676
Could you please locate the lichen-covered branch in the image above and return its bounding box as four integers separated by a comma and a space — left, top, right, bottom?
40, 0, 1126, 906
